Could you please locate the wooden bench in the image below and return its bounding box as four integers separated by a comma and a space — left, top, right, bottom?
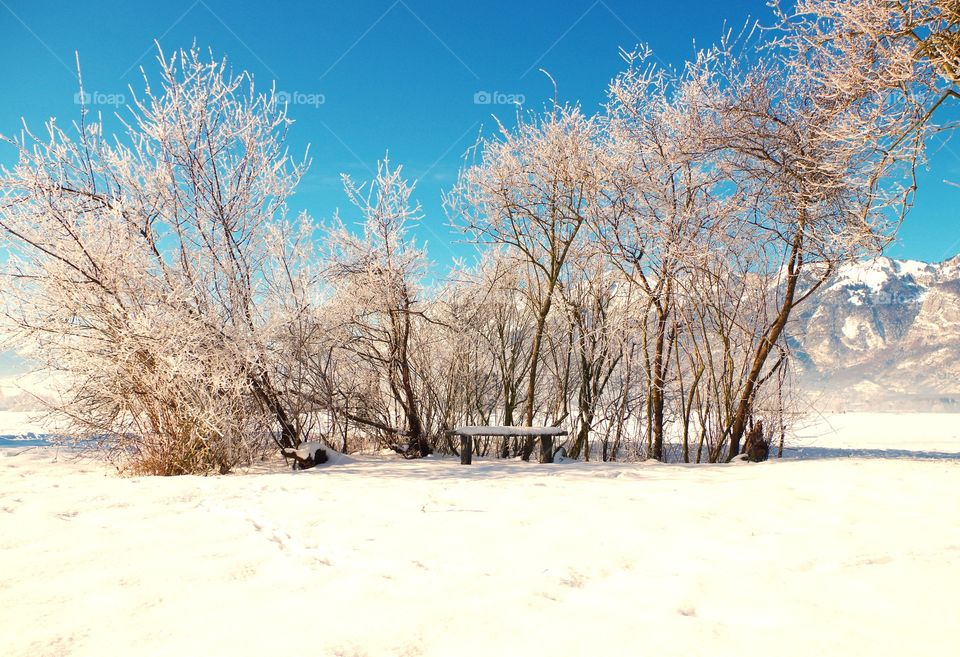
445, 426, 568, 464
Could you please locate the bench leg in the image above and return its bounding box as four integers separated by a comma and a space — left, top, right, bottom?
539, 436, 554, 463
460, 436, 473, 465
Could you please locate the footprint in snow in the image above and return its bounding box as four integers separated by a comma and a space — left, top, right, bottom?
852, 554, 894, 567
560, 570, 587, 588
230, 562, 259, 581
248, 516, 332, 566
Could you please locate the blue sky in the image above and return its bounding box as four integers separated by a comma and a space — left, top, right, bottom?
1, 0, 959, 268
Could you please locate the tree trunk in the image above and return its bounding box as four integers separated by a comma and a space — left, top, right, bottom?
396, 309, 430, 458
727, 232, 803, 460
521, 291, 555, 460
500, 394, 515, 458
250, 373, 299, 450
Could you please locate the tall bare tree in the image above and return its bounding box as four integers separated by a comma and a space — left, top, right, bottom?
322, 158, 433, 457
448, 105, 606, 459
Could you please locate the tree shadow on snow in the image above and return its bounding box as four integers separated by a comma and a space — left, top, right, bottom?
781, 446, 960, 461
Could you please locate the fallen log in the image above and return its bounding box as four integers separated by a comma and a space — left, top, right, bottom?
281, 442, 330, 470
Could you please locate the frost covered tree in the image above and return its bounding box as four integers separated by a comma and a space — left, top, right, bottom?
584, 33, 923, 461
441, 255, 536, 436
448, 105, 607, 460
597, 47, 748, 460
0, 47, 311, 473
701, 40, 920, 458
321, 158, 433, 458
555, 256, 626, 460
775, 0, 957, 123
0, 21, 935, 472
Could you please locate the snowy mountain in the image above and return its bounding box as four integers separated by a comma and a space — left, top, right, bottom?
791, 255, 960, 411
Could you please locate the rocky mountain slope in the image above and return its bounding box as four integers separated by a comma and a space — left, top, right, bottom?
790, 255, 960, 411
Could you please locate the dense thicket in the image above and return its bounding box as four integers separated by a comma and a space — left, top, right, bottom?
2, 2, 946, 472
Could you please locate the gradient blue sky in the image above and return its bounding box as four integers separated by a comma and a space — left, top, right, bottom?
1, 0, 959, 268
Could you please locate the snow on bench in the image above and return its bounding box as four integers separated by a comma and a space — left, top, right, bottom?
445, 426, 568, 464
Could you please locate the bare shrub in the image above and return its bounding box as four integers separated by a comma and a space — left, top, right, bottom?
0, 47, 310, 474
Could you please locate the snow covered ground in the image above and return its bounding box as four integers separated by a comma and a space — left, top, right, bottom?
787, 411, 960, 458
1, 413, 958, 656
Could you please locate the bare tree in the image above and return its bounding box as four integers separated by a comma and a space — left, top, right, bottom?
597, 48, 744, 460
0, 47, 310, 473
775, 0, 957, 125
557, 256, 625, 460
322, 158, 433, 457
698, 39, 920, 458
448, 105, 605, 460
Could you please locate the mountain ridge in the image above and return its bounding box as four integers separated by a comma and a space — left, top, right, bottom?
791, 254, 960, 411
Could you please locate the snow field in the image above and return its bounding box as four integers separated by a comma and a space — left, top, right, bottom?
1, 438, 958, 656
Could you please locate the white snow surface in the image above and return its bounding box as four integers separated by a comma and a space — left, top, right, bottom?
789, 411, 960, 455
1, 412, 959, 656
841, 315, 862, 341
286, 441, 354, 466
830, 257, 894, 293
896, 258, 933, 278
